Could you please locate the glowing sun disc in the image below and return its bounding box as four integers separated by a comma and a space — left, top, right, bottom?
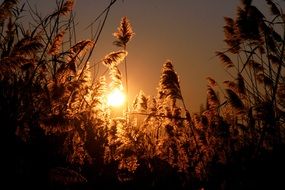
107, 88, 125, 107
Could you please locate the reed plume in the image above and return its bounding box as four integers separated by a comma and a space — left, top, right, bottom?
0, 0, 18, 25
215, 51, 234, 68
158, 60, 182, 100
69, 40, 94, 58
49, 31, 65, 55
60, 0, 74, 15
113, 16, 135, 48
207, 85, 220, 110
206, 77, 217, 87
102, 50, 128, 67
225, 89, 244, 112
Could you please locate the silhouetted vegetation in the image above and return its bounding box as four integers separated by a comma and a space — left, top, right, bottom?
1, 0, 284, 189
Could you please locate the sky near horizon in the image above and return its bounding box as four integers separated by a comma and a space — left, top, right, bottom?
19, 0, 284, 112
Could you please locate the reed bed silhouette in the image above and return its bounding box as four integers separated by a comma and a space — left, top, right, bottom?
0, 0, 284, 189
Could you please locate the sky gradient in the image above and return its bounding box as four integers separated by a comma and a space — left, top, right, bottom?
25, 0, 284, 112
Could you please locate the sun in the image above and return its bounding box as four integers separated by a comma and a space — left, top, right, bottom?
107, 88, 125, 107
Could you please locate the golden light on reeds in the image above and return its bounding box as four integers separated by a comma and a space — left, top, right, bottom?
107, 87, 125, 107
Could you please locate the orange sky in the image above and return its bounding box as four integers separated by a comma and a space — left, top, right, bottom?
25, 0, 284, 112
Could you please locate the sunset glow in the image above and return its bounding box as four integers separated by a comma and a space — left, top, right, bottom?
107, 88, 125, 107
2, 0, 285, 189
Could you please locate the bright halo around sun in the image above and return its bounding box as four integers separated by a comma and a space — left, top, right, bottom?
107, 88, 125, 107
